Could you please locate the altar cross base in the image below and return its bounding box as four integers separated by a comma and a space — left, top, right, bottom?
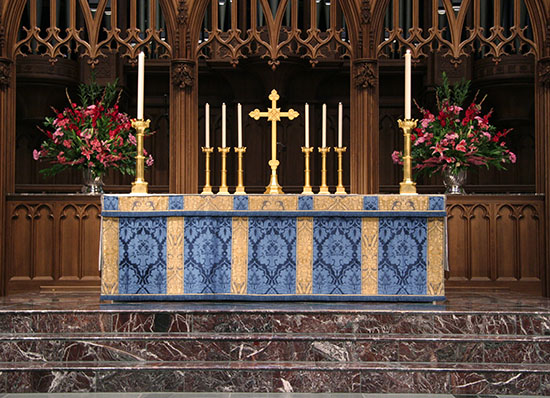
250, 89, 299, 194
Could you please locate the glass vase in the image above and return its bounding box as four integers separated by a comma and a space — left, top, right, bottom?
442, 168, 467, 195
82, 168, 105, 194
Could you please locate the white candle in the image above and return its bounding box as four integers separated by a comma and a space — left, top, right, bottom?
305, 103, 309, 148
238, 103, 242, 148
405, 49, 411, 119
338, 102, 343, 148
137, 51, 145, 119
322, 103, 327, 148
205, 103, 210, 148
222, 102, 226, 148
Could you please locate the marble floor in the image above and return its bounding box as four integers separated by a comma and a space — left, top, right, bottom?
0, 393, 549, 397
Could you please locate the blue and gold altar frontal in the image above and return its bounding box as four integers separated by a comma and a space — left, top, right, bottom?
100, 194, 446, 302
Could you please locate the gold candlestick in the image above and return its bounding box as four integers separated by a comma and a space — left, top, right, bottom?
131, 119, 151, 194
235, 147, 247, 195
301, 147, 314, 195
201, 147, 214, 195
398, 119, 418, 195
334, 146, 347, 194
218, 147, 230, 195
318, 147, 331, 195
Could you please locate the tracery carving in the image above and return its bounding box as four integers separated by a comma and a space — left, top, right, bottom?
537, 57, 550, 87
172, 60, 195, 88
0, 58, 12, 89
353, 58, 377, 89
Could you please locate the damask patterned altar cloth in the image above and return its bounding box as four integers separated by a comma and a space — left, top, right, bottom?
100, 194, 446, 302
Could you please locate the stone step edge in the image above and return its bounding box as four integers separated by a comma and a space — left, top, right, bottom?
1, 360, 550, 373
1, 332, 549, 342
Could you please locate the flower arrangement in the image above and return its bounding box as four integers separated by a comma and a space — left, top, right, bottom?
33, 78, 154, 180
391, 73, 516, 178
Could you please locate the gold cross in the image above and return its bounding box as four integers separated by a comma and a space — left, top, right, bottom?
249, 89, 299, 194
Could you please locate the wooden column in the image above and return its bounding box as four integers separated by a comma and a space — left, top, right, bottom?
170, 59, 199, 193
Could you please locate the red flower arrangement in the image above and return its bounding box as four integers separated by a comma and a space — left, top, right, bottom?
33, 78, 153, 180
391, 73, 516, 178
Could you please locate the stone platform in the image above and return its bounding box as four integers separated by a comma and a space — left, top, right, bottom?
0, 290, 549, 394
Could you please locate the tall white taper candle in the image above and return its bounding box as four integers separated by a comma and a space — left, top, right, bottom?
222, 103, 227, 148
405, 49, 411, 120
205, 103, 210, 148
238, 103, 242, 147
338, 102, 343, 148
305, 103, 309, 147
137, 51, 145, 119
322, 103, 327, 148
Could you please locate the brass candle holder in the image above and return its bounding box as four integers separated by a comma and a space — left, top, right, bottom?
301, 147, 314, 195
334, 146, 347, 194
201, 147, 214, 195
318, 147, 331, 195
131, 119, 151, 194
218, 147, 230, 195
234, 147, 247, 195
398, 119, 418, 195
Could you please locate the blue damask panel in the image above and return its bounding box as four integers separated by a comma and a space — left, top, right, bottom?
118, 217, 167, 294
298, 196, 313, 210
363, 196, 379, 210
184, 217, 232, 293
103, 196, 119, 211
248, 217, 296, 294
429, 196, 445, 211
169, 196, 184, 210
233, 196, 249, 210
312, 217, 362, 294
378, 217, 427, 295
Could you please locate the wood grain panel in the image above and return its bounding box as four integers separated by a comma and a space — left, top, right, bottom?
469, 205, 491, 281
495, 205, 518, 281
8, 205, 32, 280
33, 205, 55, 280
59, 205, 81, 281
519, 205, 542, 280
446, 204, 469, 282
81, 204, 101, 280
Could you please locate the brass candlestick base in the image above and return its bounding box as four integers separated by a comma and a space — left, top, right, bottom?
265, 160, 284, 194
235, 147, 247, 195
301, 147, 314, 195
318, 147, 331, 195
201, 147, 214, 195
334, 146, 347, 195
218, 147, 230, 195
398, 119, 418, 195
131, 119, 151, 194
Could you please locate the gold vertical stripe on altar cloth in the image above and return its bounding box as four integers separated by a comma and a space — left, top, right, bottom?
361, 217, 379, 295
118, 196, 169, 211
101, 218, 119, 295
313, 196, 362, 211
166, 217, 184, 294
231, 217, 249, 294
427, 218, 445, 296
185, 195, 233, 211
296, 217, 313, 294
248, 195, 298, 211
378, 195, 429, 211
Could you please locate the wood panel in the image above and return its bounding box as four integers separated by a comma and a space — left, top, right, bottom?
446, 195, 545, 294
5, 195, 101, 294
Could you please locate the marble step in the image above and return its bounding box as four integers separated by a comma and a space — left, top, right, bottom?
0, 360, 549, 394
1, 332, 549, 363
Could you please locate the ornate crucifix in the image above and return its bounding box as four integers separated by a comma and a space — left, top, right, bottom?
249, 89, 299, 194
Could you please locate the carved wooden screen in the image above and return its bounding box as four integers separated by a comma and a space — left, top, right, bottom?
378, 0, 536, 62
196, 0, 352, 67
14, 0, 172, 65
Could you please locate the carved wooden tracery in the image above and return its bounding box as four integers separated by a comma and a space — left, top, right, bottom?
196, 0, 352, 68
14, 0, 173, 66
377, 0, 537, 64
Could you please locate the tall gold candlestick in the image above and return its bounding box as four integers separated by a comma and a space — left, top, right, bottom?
398, 119, 418, 195
334, 146, 347, 194
218, 147, 230, 195
201, 147, 214, 195
318, 147, 331, 194
235, 147, 247, 195
301, 147, 314, 195
131, 119, 150, 194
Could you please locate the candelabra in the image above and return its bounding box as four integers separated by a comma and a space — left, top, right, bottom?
318, 147, 331, 194
217, 147, 230, 195
131, 119, 150, 194
234, 147, 247, 195
201, 147, 214, 195
301, 147, 314, 195
398, 119, 418, 195
334, 147, 347, 194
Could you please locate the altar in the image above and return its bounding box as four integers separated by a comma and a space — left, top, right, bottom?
100, 194, 446, 302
